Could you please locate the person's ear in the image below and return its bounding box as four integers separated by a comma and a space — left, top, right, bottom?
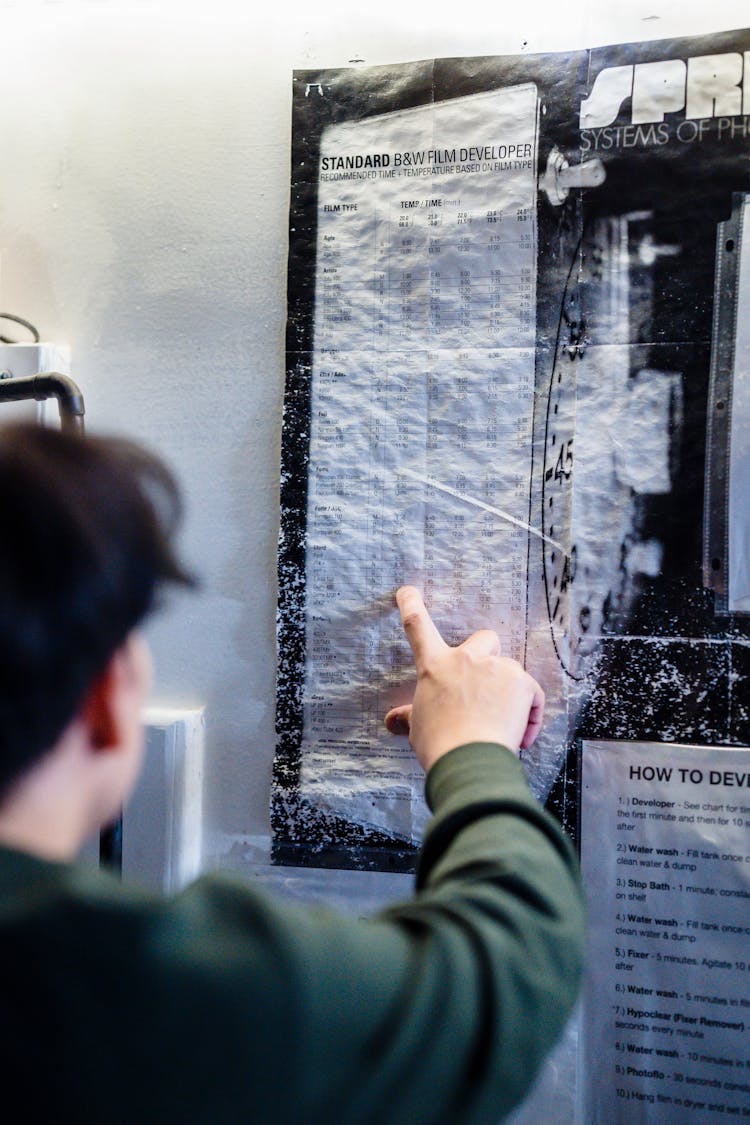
80, 634, 153, 756
81, 661, 120, 752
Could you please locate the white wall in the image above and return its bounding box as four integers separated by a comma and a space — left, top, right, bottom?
0, 0, 747, 856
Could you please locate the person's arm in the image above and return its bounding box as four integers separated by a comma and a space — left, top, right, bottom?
197, 588, 581, 1124
359, 588, 584, 1121
152, 754, 581, 1125
66, 588, 583, 1125
384, 739, 584, 1123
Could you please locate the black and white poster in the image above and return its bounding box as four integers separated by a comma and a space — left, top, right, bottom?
273, 29, 750, 871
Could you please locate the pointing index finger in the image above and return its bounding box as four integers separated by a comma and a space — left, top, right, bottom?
396, 586, 447, 670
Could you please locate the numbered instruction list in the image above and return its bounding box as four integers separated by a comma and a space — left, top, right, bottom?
581, 740, 750, 1123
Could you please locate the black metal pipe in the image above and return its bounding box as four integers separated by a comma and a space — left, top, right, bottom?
0, 372, 85, 432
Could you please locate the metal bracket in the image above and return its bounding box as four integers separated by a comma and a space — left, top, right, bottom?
542, 146, 606, 206
703, 193, 745, 611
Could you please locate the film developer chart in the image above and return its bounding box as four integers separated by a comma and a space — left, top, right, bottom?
293, 84, 541, 846
581, 741, 750, 1122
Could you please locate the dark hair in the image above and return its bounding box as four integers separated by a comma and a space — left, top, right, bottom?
0, 421, 194, 797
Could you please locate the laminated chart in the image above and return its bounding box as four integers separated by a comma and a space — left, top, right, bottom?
276, 84, 543, 863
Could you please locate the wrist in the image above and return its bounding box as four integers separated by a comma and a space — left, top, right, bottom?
417, 729, 522, 772
424, 741, 525, 811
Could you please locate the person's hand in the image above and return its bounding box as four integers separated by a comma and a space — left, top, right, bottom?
384, 586, 545, 772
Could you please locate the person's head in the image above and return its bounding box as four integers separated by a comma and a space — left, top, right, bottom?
0, 421, 193, 805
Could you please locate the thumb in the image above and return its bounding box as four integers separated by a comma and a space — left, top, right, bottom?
384, 703, 412, 737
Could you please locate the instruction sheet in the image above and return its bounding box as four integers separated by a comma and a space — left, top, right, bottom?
581, 740, 750, 1122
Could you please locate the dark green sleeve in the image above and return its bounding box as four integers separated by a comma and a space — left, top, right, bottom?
54, 743, 584, 1125
371, 741, 586, 1123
